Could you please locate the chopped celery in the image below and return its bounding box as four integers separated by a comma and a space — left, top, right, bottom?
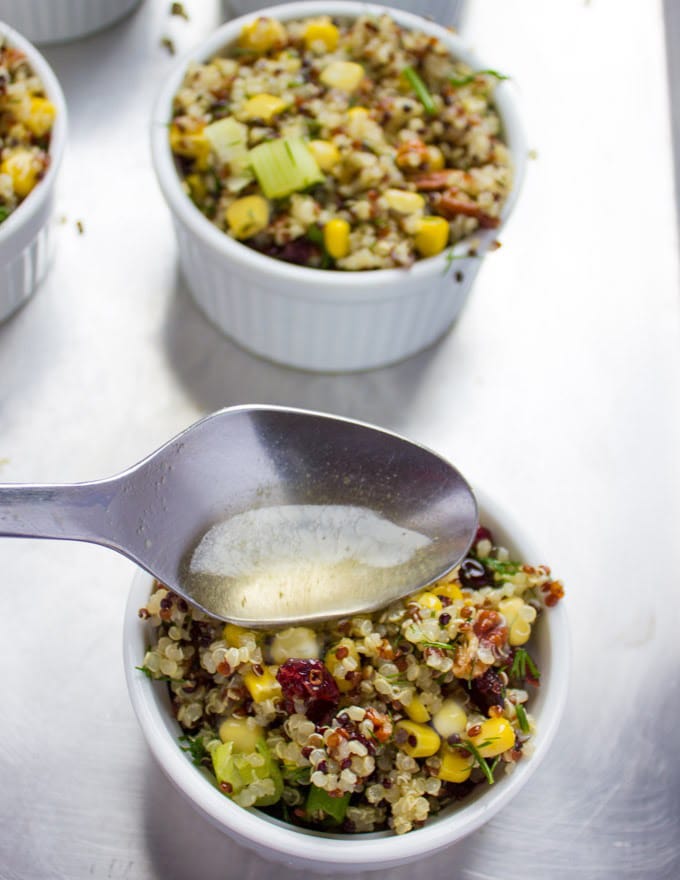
305, 785, 350, 824
249, 137, 324, 199
211, 737, 283, 807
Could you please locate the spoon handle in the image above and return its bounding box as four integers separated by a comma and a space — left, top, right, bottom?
0, 481, 117, 545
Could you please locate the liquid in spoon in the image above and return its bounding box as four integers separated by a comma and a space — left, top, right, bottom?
183, 504, 433, 625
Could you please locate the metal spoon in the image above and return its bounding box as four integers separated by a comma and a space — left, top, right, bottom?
0, 406, 477, 626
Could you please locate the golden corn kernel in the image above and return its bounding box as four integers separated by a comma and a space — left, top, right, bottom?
169, 124, 210, 167
325, 638, 360, 693
270, 627, 319, 664
347, 106, 369, 118
384, 188, 425, 214
395, 720, 441, 758
185, 173, 207, 204
323, 217, 350, 259
225, 194, 270, 240
434, 581, 463, 602
25, 97, 56, 137
414, 591, 443, 614
436, 744, 474, 783
308, 139, 340, 171
1, 150, 39, 198
432, 699, 467, 739
469, 716, 515, 757
414, 216, 450, 257
320, 61, 365, 92
499, 597, 534, 646
238, 17, 287, 53
304, 18, 339, 52
218, 717, 262, 752
243, 666, 281, 703
405, 695, 431, 723
223, 623, 258, 648
425, 144, 445, 171
241, 93, 288, 122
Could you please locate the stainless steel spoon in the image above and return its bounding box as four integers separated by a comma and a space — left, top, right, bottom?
0, 406, 477, 626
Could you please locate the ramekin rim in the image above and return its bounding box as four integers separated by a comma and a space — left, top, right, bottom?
150, 0, 527, 297
123, 480, 569, 866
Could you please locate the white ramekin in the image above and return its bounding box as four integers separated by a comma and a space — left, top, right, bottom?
152, 1, 526, 372
123, 487, 569, 872
0, 25, 67, 323
225, 0, 465, 26
0, 0, 143, 45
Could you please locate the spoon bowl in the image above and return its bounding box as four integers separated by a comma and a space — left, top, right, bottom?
0, 406, 477, 624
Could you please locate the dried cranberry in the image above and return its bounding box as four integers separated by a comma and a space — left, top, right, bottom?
468, 667, 504, 714
276, 659, 339, 723
459, 557, 494, 590
475, 526, 493, 545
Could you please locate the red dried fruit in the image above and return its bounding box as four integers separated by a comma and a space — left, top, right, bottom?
475, 526, 493, 545
276, 659, 340, 723
468, 667, 504, 715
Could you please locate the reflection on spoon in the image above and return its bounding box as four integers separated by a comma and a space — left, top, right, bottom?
183, 504, 433, 625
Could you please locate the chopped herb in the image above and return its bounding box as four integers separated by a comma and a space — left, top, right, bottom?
306, 785, 350, 824
307, 120, 322, 138
419, 638, 455, 651
478, 556, 522, 577
460, 739, 497, 785
283, 765, 311, 785
76, 220, 84, 235
449, 69, 509, 88
306, 224, 324, 246
179, 734, 209, 768
515, 702, 530, 733
0, 206, 9, 223
509, 648, 540, 682
170, 2, 189, 20
402, 66, 436, 115
135, 665, 173, 682
160, 36, 176, 55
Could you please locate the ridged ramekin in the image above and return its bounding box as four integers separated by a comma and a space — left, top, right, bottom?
225, 0, 465, 26
124, 486, 569, 871
152, 2, 526, 372
0, 25, 66, 323
0, 0, 143, 45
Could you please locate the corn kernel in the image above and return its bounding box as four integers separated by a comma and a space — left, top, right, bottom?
469, 716, 515, 757
239, 17, 287, 53
169, 124, 210, 167
434, 582, 463, 602
414, 216, 450, 257
218, 717, 262, 752
1, 150, 39, 199
320, 61, 365, 92
304, 18, 339, 52
270, 627, 319, 664
395, 720, 441, 758
347, 106, 369, 118
323, 217, 350, 259
307, 139, 340, 171
384, 189, 425, 215
425, 145, 445, 171
432, 699, 467, 739
241, 94, 288, 122
325, 638, 360, 693
405, 695, 431, 723
436, 744, 474, 783
225, 194, 270, 240
414, 591, 443, 614
243, 666, 281, 703
25, 97, 56, 137
223, 624, 258, 648
499, 597, 535, 646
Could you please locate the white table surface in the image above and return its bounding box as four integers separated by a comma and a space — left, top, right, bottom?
1, 1, 679, 878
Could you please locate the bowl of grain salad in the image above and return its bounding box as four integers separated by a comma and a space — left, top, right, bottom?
0, 0, 144, 45
124, 490, 568, 870
151, 2, 526, 371
0, 25, 66, 322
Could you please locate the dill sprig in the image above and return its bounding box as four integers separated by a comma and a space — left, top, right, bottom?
515, 703, 530, 733
449, 69, 509, 88
459, 739, 498, 785
402, 65, 437, 115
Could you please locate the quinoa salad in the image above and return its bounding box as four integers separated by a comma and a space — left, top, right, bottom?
169, 13, 512, 270
138, 525, 564, 836
0, 39, 56, 223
